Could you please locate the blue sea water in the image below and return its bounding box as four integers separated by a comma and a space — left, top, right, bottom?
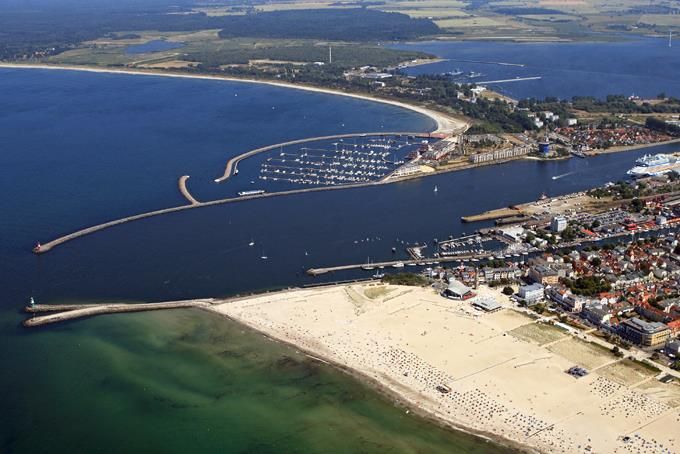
0, 68, 512, 454
0, 56, 678, 452
393, 36, 680, 100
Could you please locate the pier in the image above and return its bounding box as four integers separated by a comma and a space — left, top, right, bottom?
23, 300, 214, 327
33, 132, 453, 254
178, 175, 200, 205
214, 131, 433, 183
306, 252, 492, 276
446, 59, 525, 67
33, 178, 394, 253
477, 76, 542, 84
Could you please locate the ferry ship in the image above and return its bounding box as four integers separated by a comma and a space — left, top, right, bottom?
445, 69, 464, 77
237, 189, 266, 196
627, 154, 680, 178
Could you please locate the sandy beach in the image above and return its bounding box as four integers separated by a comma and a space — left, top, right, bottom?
208, 283, 680, 454
0, 63, 467, 135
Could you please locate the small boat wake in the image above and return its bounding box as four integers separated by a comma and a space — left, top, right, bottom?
552, 171, 575, 180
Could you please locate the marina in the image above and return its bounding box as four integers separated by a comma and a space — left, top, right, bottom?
259, 136, 415, 186
214, 131, 441, 183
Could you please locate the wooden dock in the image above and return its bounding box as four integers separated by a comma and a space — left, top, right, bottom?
23, 300, 214, 327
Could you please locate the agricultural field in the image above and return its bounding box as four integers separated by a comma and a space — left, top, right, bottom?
256, 0, 680, 38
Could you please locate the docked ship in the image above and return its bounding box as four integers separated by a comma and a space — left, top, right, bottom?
237, 189, 266, 196
627, 154, 680, 178
445, 69, 464, 77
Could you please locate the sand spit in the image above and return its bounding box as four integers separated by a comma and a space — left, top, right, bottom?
0, 63, 467, 135
209, 283, 680, 454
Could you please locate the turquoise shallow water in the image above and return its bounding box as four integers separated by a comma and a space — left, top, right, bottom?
0, 68, 514, 453
1, 309, 512, 453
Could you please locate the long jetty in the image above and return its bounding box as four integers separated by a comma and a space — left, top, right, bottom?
477, 76, 542, 84
33, 131, 441, 254
214, 131, 433, 183
23, 300, 214, 327
306, 252, 492, 276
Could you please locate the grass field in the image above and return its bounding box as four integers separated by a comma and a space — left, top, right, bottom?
509, 322, 567, 346
598, 359, 659, 386
547, 337, 617, 370
638, 379, 680, 408
49, 30, 431, 69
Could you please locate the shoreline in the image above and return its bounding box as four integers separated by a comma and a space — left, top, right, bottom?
200, 299, 532, 454
205, 283, 680, 453
0, 62, 467, 135
586, 138, 680, 155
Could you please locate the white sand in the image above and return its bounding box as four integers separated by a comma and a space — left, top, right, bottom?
0, 63, 467, 134
209, 283, 680, 454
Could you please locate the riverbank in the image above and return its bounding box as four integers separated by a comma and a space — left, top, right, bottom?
0, 63, 468, 135
207, 282, 680, 454
586, 138, 680, 155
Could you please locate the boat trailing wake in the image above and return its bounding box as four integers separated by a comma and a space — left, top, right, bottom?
552, 171, 575, 180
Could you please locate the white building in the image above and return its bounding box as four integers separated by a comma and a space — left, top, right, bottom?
551, 216, 568, 233
518, 283, 544, 304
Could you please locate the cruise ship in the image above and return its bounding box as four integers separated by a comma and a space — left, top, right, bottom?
627, 154, 680, 178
